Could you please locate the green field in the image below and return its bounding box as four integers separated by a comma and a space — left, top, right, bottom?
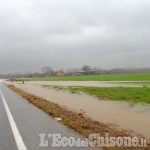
22, 73, 150, 81
43, 85, 150, 104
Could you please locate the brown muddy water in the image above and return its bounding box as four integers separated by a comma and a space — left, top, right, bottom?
18, 81, 147, 87
8, 82, 150, 140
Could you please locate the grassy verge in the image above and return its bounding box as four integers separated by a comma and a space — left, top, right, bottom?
7, 84, 149, 150
43, 85, 150, 104
17, 73, 150, 81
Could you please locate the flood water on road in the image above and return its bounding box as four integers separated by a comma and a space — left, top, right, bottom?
20, 81, 146, 87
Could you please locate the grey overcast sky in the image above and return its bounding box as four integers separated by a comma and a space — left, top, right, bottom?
0, 0, 150, 73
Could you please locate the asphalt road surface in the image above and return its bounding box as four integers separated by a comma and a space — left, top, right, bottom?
0, 82, 92, 150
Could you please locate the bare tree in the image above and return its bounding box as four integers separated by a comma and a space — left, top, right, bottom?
41, 66, 54, 76
82, 65, 91, 75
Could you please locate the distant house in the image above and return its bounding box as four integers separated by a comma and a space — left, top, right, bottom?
64, 73, 72, 76
57, 72, 65, 76
77, 69, 101, 75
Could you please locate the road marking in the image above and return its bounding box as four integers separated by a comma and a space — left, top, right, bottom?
0, 89, 27, 150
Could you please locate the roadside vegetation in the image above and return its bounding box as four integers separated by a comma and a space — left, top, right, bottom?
43, 85, 150, 104
7, 84, 149, 150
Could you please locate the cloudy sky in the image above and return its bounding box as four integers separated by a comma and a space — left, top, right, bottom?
0, 0, 150, 73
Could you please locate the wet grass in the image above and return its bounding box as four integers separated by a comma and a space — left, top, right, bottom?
43, 85, 150, 104
18, 73, 150, 81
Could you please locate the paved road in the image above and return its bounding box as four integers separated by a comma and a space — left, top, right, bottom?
0, 82, 92, 150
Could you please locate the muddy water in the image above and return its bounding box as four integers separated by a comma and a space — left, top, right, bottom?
22, 81, 144, 87
12, 83, 150, 139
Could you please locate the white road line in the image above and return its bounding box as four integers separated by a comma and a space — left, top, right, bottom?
0, 89, 27, 150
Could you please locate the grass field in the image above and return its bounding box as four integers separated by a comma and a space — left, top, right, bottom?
22, 73, 150, 81
43, 85, 150, 104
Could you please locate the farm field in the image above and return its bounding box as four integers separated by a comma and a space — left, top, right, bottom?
43, 85, 150, 104
21, 73, 150, 81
